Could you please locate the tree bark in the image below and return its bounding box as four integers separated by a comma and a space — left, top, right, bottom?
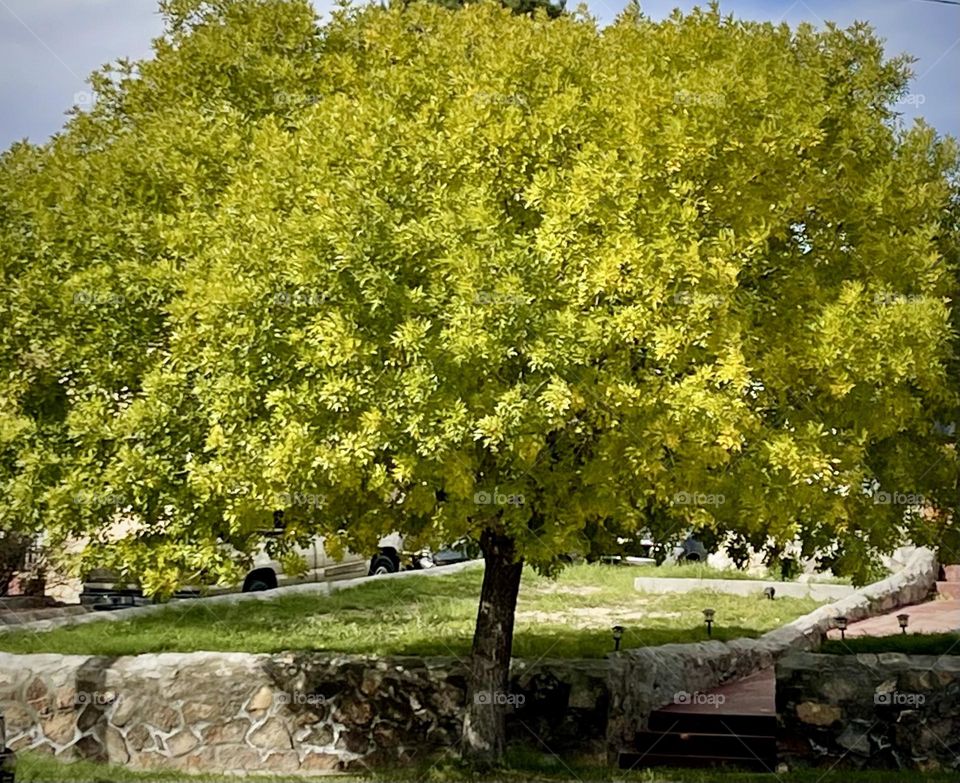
461, 527, 524, 766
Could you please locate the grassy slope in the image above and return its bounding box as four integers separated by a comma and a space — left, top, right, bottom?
0, 563, 824, 657
626, 562, 853, 584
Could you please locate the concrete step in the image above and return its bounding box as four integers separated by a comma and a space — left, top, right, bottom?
648, 710, 776, 737
622, 667, 779, 771
943, 565, 960, 583
630, 729, 776, 759
935, 581, 960, 599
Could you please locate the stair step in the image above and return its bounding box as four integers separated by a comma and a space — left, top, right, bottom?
648, 710, 776, 737
936, 581, 960, 599
619, 750, 774, 770
631, 729, 776, 758
943, 565, 960, 583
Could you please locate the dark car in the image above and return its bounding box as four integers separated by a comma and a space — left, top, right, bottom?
408, 537, 479, 569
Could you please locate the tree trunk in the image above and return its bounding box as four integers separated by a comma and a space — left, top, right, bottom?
461, 527, 524, 766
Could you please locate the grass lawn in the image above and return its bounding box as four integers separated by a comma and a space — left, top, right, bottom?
0, 563, 825, 658
820, 631, 960, 656
625, 562, 853, 584
12, 750, 957, 783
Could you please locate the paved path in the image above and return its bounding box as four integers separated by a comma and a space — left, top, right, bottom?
682, 597, 960, 716
660, 667, 775, 716
825, 597, 960, 639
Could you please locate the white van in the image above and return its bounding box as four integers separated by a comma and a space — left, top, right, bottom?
79, 533, 406, 608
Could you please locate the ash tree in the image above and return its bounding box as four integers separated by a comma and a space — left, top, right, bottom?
1, 0, 958, 762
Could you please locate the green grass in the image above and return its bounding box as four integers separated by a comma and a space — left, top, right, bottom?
0, 564, 825, 657
12, 750, 957, 783
820, 631, 960, 656
626, 562, 853, 584
13, 751, 284, 783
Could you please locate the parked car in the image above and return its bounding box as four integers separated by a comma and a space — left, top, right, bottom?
406, 537, 478, 570
80, 532, 480, 608
0, 710, 14, 783
80, 533, 406, 608
599, 535, 711, 566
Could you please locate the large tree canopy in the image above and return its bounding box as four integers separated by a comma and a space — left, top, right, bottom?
1, 0, 958, 760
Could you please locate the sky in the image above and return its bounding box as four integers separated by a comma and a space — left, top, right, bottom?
0, 0, 957, 149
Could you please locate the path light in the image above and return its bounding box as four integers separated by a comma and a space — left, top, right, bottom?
898, 613, 910, 635
835, 616, 848, 641
612, 625, 624, 652
763, 586, 776, 601
703, 608, 715, 637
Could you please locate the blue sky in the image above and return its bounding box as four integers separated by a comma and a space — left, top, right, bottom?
1, 0, 957, 149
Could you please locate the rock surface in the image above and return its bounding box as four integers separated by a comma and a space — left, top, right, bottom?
777, 652, 960, 769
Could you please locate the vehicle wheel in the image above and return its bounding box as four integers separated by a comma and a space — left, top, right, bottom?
369, 554, 398, 576
242, 569, 278, 592
681, 537, 708, 562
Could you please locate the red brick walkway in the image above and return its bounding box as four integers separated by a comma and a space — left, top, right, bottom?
825, 597, 960, 639
660, 667, 776, 716
690, 596, 959, 713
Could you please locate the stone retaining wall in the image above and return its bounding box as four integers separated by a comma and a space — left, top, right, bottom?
777, 652, 960, 771
0, 651, 609, 773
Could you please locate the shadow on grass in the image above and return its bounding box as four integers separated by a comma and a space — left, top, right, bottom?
386, 625, 766, 659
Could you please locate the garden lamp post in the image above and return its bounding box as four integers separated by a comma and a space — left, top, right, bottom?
703, 608, 715, 637
835, 616, 848, 641
612, 625, 624, 651
897, 614, 909, 635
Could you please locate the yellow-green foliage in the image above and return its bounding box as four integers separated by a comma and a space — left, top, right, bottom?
0, 0, 957, 594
